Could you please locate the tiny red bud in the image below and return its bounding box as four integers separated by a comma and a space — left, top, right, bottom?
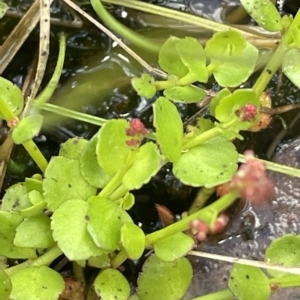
235, 104, 257, 121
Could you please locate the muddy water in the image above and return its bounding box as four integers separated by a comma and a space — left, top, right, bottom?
184, 136, 300, 299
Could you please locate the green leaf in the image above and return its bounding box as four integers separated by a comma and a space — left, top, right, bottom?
0, 211, 36, 259
163, 85, 206, 103
14, 215, 54, 248
153, 97, 183, 162
265, 234, 300, 277
96, 119, 131, 175
1, 183, 31, 212
215, 89, 260, 129
59, 137, 88, 160
10, 266, 64, 300
175, 37, 208, 82
122, 142, 161, 190
80, 134, 112, 188
25, 177, 43, 194
51, 199, 102, 260
158, 36, 188, 77
229, 264, 271, 300
0, 1, 9, 18
282, 48, 300, 88
205, 30, 246, 59
19, 198, 46, 218
0, 77, 24, 120
240, 0, 283, 32
154, 232, 194, 262
131, 74, 156, 99
121, 222, 145, 259
120, 192, 135, 210
86, 196, 133, 251
43, 156, 96, 211
210, 42, 258, 87
173, 137, 238, 187
137, 254, 193, 300
87, 254, 111, 268
0, 267, 11, 300
12, 115, 43, 144
209, 88, 231, 116
94, 268, 130, 300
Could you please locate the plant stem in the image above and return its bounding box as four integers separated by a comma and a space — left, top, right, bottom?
111, 248, 128, 269
37, 103, 107, 127
34, 33, 66, 106
22, 140, 48, 173
238, 154, 300, 178
145, 191, 239, 247
252, 43, 286, 97
269, 275, 300, 288
90, 0, 160, 53
72, 261, 86, 286
189, 289, 234, 300
5, 245, 62, 276
182, 126, 223, 150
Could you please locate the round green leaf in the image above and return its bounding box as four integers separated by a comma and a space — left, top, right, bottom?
131, 74, 156, 99
282, 48, 300, 88
122, 142, 161, 190
163, 85, 206, 103
94, 268, 130, 300
88, 254, 111, 269
241, 0, 282, 32
80, 134, 112, 188
215, 89, 260, 129
96, 119, 131, 175
265, 234, 300, 278
59, 137, 88, 160
121, 192, 135, 210
51, 199, 102, 260
14, 215, 54, 248
0, 267, 12, 300
229, 264, 271, 300
154, 232, 195, 262
153, 97, 183, 162
209, 88, 231, 116
0, 1, 9, 18
158, 36, 188, 77
121, 222, 145, 259
0, 77, 24, 120
10, 266, 64, 300
12, 114, 43, 144
19, 199, 46, 218
25, 177, 43, 194
86, 196, 133, 251
43, 156, 96, 211
137, 254, 193, 300
0, 211, 36, 259
175, 37, 208, 82
173, 137, 238, 187
211, 42, 258, 87
1, 182, 31, 211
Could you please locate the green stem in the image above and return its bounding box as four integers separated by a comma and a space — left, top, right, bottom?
34, 33, 66, 106
111, 248, 128, 269
175, 72, 198, 86
182, 126, 223, 150
109, 184, 128, 201
155, 80, 176, 91
90, 0, 160, 53
99, 150, 136, 198
238, 154, 300, 178
189, 289, 234, 300
252, 43, 286, 97
268, 275, 300, 288
72, 261, 86, 286
0, 97, 16, 122
37, 103, 107, 127
22, 140, 48, 173
145, 191, 239, 247
5, 245, 62, 276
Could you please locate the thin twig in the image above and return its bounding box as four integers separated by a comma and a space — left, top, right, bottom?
188, 251, 300, 275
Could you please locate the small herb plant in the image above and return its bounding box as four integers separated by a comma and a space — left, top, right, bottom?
1, 0, 300, 299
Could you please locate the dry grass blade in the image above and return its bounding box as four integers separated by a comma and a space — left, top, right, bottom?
188, 250, 300, 275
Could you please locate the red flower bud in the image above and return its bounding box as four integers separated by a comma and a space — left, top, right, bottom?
235, 104, 257, 121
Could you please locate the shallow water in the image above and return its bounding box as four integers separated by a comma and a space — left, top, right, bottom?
184, 136, 300, 299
